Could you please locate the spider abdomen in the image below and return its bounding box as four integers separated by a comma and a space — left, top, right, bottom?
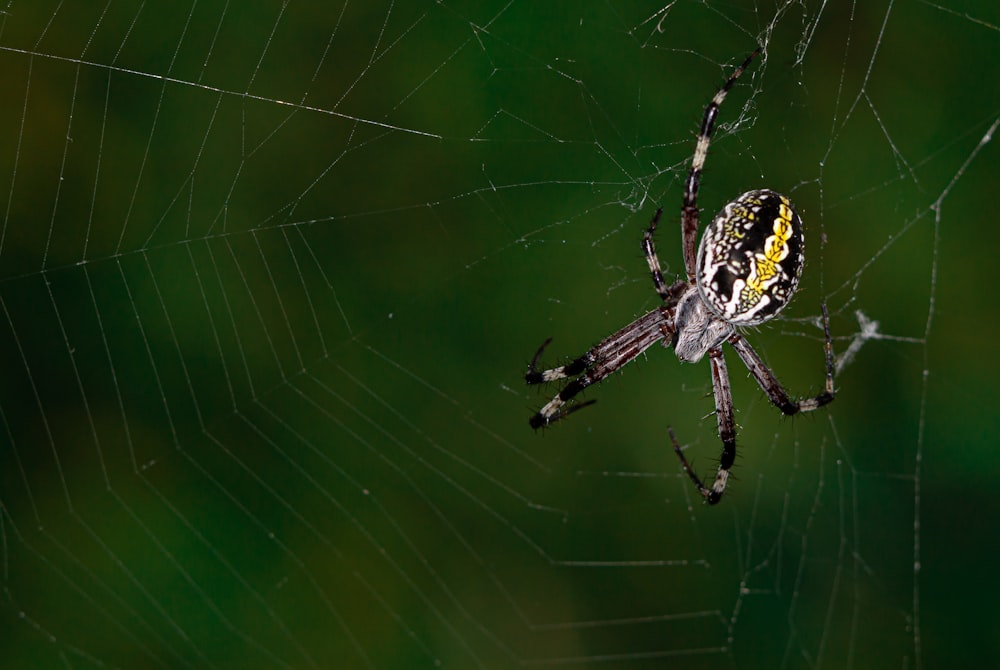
696, 189, 804, 326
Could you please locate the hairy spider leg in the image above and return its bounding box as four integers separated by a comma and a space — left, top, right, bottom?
526, 307, 674, 428
681, 47, 761, 281
669, 346, 735, 504
672, 305, 835, 504
728, 303, 836, 414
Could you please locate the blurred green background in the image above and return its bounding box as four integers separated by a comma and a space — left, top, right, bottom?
1, 1, 998, 668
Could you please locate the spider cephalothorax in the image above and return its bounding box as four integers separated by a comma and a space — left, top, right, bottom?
525, 48, 834, 505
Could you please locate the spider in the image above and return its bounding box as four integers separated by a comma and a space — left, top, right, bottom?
525, 48, 835, 505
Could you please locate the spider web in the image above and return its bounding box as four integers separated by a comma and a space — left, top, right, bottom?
2, 1, 998, 668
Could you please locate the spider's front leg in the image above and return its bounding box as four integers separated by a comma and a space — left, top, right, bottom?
526, 307, 674, 429
729, 304, 836, 415
525, 338, 599, 428
670, 347, 736, 504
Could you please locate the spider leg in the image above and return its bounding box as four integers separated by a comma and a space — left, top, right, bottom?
527, 307, 673, 428
670, 347, 736, 504
643, 212, 692, 306
641, 207, 675, 301
728, 303, 836, 415
681, 47, 761, 281
526, 337, 591, 383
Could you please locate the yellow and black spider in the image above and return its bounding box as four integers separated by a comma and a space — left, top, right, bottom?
526, 48, 835, 505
